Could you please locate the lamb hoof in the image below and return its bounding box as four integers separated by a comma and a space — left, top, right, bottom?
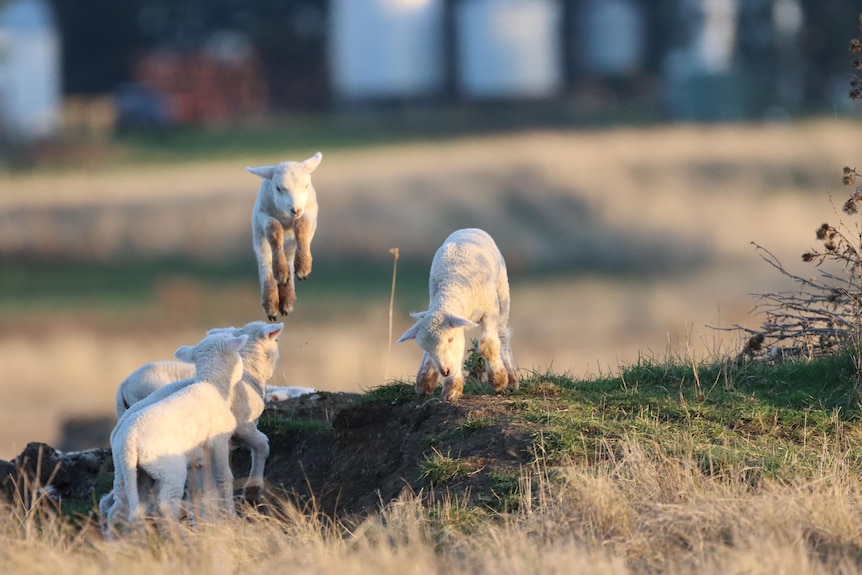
296, 264, 311, 281
507, 371, 520, 391
295, 253, 312, 279
441, 379, 464, 403
487, 369, 510, 392
242, 485, 264, 505
263, 305, 280, 321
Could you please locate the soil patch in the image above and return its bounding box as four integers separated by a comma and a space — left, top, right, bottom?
1, 391, 540, 523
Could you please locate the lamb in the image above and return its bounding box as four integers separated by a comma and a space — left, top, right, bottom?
109, 322, 284, 497
263, 385, 317, 403
247, 152, 322, 320
102, 322, 284, 537
109, 332, 248, 528
115, 361, 196, 418
397, 228, 518, 403
117, 366, 305, 414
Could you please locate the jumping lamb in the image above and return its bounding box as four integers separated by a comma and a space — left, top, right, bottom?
109, 332, 248, 528
247, 152, 322, 320
397, 228, 518, 403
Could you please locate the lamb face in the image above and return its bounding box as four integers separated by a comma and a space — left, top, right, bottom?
208, 321, 283, 387
174, 332, 248, 391
268, 163, 312, 219
410, 311, 474, 379
247, 152, 321, 221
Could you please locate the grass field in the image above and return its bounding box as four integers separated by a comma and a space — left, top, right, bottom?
0, 118, 860, 460
4, 356, 862, 574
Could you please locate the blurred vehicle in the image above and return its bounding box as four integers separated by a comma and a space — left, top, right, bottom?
113, 81, 171, 133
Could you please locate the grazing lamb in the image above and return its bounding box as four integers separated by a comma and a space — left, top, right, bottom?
247, 152, 322, 320
109, 332, 248, 528
397, 228, 518, 403
103, 321, 284, 529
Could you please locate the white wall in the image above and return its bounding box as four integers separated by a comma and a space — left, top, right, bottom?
457, 0, 562, 99
329, 0, 444, 100
0, 0, 61, 142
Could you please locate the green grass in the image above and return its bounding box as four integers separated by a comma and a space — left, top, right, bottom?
509, 354, 862, 478
0, 256, 253, 312
258, 411, 330, 437
361, 351, 862, 489
0, 255, 430, 318
36, 104, 662, 170
361, 381, 417, 404
418, 448, 473, 485
454, 414, 493, 435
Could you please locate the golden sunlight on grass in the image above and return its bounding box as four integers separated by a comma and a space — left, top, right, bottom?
3, 437, 862, 574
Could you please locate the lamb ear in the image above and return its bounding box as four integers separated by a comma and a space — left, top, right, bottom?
224, 334, 249, 353
445, 315, 478, 329
409, 311, 429, 320
246, 165, 276, 180
265, 322, 284, 340
174, 345, 196, 363
397, 322, 421, 343
303, 152, 322, 173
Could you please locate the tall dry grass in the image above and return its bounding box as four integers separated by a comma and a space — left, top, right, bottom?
3, 436, 861, 574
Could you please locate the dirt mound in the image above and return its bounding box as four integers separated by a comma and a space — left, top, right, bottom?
242, 391, 538, 520
0, 391, 539, 522
0, 442, 112, 507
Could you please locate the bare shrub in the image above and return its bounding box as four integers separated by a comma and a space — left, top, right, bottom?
730, 15, 862, 371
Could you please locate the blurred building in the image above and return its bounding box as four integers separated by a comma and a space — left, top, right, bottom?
126, 33, 268, 128
330, 0, 444, 102
0, 0, 61, 142
455, 0, 562, 99
30, 0, 862, 131
580, 0, 646, 78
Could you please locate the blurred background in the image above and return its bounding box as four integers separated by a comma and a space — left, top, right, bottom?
0, 0, 860, 458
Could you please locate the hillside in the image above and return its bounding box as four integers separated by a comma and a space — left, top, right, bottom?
4, 356, 861, 530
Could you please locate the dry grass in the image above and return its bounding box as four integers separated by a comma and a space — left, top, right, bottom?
0, 120, 859, 457
3, 436, 862, 574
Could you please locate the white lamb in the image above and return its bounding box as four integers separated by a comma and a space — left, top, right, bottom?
247, 152, 322, 320
397, 228, 518, 403
109, 322, 284, 496
115, 361, 196, 418
109, 332, 248, 528
263, 386, 317, 403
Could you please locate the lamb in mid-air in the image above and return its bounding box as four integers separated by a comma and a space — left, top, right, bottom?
398, 228, 518, 402
108, 332, 248, 529
247, 152, 322, 320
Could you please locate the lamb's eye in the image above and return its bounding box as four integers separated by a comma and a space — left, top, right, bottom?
448, 336, 454, 343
